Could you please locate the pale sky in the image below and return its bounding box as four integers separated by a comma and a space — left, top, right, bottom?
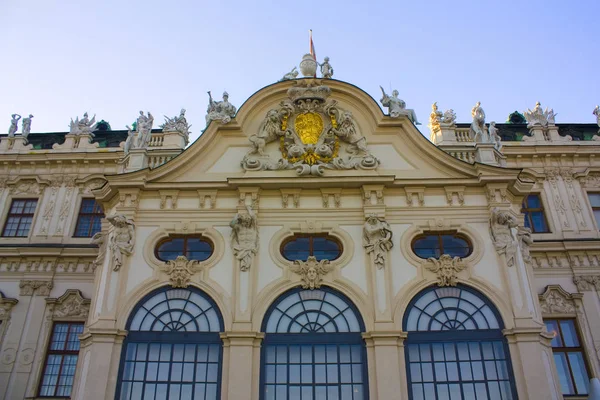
1, 0, 598, 143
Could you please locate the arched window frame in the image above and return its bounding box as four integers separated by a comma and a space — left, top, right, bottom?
154, 234, 215, 262
280, 234, 343, 262
411, 231, 473, 260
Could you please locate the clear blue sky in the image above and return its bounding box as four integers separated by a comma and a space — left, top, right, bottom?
1, 0, 598, 142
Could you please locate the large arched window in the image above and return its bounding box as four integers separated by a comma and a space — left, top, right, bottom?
260, 287, 368, 399
403, 286, 518, 400
116, 287, 224, 400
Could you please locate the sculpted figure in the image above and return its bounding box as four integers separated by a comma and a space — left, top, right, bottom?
135, 111, 154, 148
517, 226, 533, 264
8, 114, 21, 137
248, 109, 286, 155
489, 121, 502, 151
161, 108, 191, 138
380, 87, 419, 124
594, 106, 600, 128
429, 102, 443, 128
290, 256, 332, 289
363, 214, 394, 269
206, 91, 237, 125
21, 114, 33, 138
524, 101, 556, 127
470, 102, 488, 142
280, 67, 299, 81
230, 204, 258, 271
90, 232, 107, 270
124, 125, 135, 154
489, 208, 518, 267
319, 57, 334, 79
332, 111, 368, 154
107, 215, 135, 271
69, 112, 97, 136
442, 109, 457, 124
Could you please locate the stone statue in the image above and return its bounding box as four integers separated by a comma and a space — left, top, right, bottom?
363, 215, 393, 269
90, 232, 107, 270
442, 109, 457, 124
332, 111, 369, 154
69, 112, 97, 136
248, 109, 287, 156
135, 111, 154, 148
489, 121, 502, 151
8, 114, 21, 137
21, 114, 33, 138
489, 208, 518, 267
319, 57, 334, 79
594, 106, 600, 129
517, 226, 533, 264
524, 102, 556, 127
206, 91, 237, 125
290, 256, 333, 289
123, 125, 135, 155
106, 215, 135, 271
379, 87, 419, 124
470, 102, 488, 142
429, 102, 443, 128
230, 204, 258, 271
161, 108, 191, 139
280, 67, 299, 81
425, 254, 466, 287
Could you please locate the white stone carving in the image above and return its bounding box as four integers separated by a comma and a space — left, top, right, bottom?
470, 102, 488, 142
206, 91, 236, 126
10, 180, 41, 195
160, 255, 202, 288
524, 102, 556, 128
290, 256, 332, 289
230, 205, 258, 271
242, 81, 379, 176
135, 111, 154, 148
280, 67, 299, 81
319, 57, 334, 79
425, 255, 466, 287
594, 106, 600, 130
8, 114, 21, 137
0, 294, 18, 319
573, 275, 600, 291
363, 215, 393, 269
428, 102, 456, 132
91, 232, 107, 271
299, 54, 318, 77
379, 87, 419, 124
489, 208, 518, 267
488, 122, 502, 151
47, 289, 90, 319
19, 280, 53, 296
21, 114, 33, 138
107, 215, 135, 271
123, 125, 135, 155
69, 112, 97, 136
517, 227, 533, 264
538, 286, 578, 314
161, 109, 191, 140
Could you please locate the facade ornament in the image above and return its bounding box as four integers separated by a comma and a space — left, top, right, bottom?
135, 111, 154, 148
524, 102, 557, 128
21, 114, 33, 138
299, 54, 318, 77
379, 86, 419, 124
517, 226, 533, 264
280, 67, 299, 81
488, 122, 502, 151
242, 81, 379, 176
593, 105, 600, 134
160, 255, 202, 288
90, 232, 107, 270
573, 275, 600, 291
47, 289, 90, 319
0, 294, 18, 319
19, 280, 53, 296
363, 215, 393, 269
106, 215, 135, 271
160, 109, 191, 142
10, 180, 41, 195
538, 286, 578, 314
8, 114, 21, 137
123, 125, 135, 155
469, 102, 488, 142
290, 256, 332, 289
230, 205, 258, 271
206, 91, 237, 126
425, 254, 466, 287
319, 57, 334, 79
428, 102, 456, 132
69, 112, 97, 136
489, 208, 518, 267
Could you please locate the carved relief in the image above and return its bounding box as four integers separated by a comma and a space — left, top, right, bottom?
425, 255, 466, 287
538, 286, 578, 314
489, 208, 518, 267
517, 227, 533, 265
405, 188, 425, 207
19, 280, 53, 296
290, 256, 333, 289
363, 215, 393, 269
197, 190, 217, 209
160, 256, 202, 288
107, 215, 135, 271
46, 289, 90, 320
573, 275, 600, 291
56, 185, 74, 235
10, 180, 41, 195
230, 205, 258, 271
90, 232, 106, 271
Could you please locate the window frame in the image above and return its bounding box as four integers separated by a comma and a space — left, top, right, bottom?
37, 321, 85, 398
544, 317, 592, 396
279, 234, 343, 262
1, 198, 38, 238
154, 235, 215, 262
586, 192, 600, 229
72, 198, 104, 238
521, 193, 550, 233
410, 231, 473, 260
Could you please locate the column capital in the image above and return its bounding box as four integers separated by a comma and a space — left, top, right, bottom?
362, 331, 408, 347
219, 331, 264, 347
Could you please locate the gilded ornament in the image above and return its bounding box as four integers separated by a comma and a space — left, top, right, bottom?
294, 112, 323, 145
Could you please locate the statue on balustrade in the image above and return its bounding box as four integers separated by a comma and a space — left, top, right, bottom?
21, 114, 33, 139
135, 111, 154, 148
379, 87, 419, 124
69, 112, 98, 136
8, 114, 21, 137
280, 67, 299, 81
593, 106, 600, 130
206, 91, 237, 125
469, 102, 488, 142
488, 121, 502, 151
524, 102, 556, 128
319, 57, 334, 79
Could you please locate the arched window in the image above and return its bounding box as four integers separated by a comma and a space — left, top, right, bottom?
412, 232, 472, 259
260, 287, 368, 399
281, 235, 342, 261
155, 236, 213, 262
116, 287, 223, 400
404, 286, 518, 400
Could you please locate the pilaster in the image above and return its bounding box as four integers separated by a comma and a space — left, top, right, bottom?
219, 332, 264, 400
362, 331, 408, 400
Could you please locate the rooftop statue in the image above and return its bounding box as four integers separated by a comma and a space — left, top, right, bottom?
8, 114, 21, 137
319, 57, 334, 79
280, 67, 299, 81
593, 105, 600, 129
123, 125, 135, 155
69, 112, 98, 136
429, 102, 456, 131
21, 114, 34, 138
206, 91, 236, 126
469, 101, 488, 143
489, 121, 502, 151
161, 108, 191, 141
379, 87, 419, 124
524, 101, 557, 128
135, 111, 154, 148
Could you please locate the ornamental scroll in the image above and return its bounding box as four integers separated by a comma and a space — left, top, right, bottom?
242, 80, 379, 176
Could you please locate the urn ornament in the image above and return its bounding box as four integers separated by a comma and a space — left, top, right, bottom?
299, 54, 317, 77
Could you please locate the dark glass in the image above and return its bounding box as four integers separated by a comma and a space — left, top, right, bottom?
312, 237, 342, 261
282, 237, 310, 261
281, 236, 341, 261
156, 237, 213, 261
412, 233, 471, 259
74, 199, 104, 237
2, 199, 38, 237
186, 238, 212, 261
157, 238, 185, 261
588, 193, 600, 207
522, 194, 549, 233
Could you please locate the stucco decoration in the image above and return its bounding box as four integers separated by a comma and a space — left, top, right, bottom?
160, 256, 202, 288
230, 205, 259, 271
19, 280, 53, 296
242, 80, 379, 176
290, 256, 333, 289
524, 102, 557, 128
538, 286, 578, 314
517, 226, 533, 265
363, 215, 393, 269
573, 275, 600, 291
470, 102, 488, 143
107, 215, 135, 272
206, 91, 236, 126
47, 289, 91, 320
10, 179, 41, 195
0, 293, 18, 319
69, 112, 97, 136
489, 208, 518, 267
425, 254, 466, 287
90, 232, 107, 271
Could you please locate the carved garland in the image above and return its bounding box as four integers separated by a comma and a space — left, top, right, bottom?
46, 289, 91, 320
538, 285, 580, 314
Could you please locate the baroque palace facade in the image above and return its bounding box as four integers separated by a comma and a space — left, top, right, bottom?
1, 58, 600, 400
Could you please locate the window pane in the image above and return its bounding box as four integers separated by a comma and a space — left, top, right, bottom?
524, 194, 542, 208
544, 320, 562, 347
559, 320, 579, 347
40, 323, 83, 397
157, 238, 185, 261
413, 235, 441, 259
588, 193, 600, 207
554, 353, 575, 395
530, 211, 548, 233
567, 352, 589, 394
594, 210, 600, 229
186, 238, 212, 261
312, 237, 341, 261
282, 237, 310, 261
441, 235, 471, 258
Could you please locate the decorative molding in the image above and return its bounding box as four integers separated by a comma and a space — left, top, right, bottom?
19, 280, 53, 296
361, 185, 384, 206
9, 179, 43, 195
320, 188, 342, 208
238, 188, 260, 209
363, 215, 393, 269
0, 293, 18, 319
46, 289, 90, 320
290, 256, 333, 289
159, 190, 179, 209
444, 186, 465, 206
538, 285, 580, 314
485, 184, 509, 205
573, 275, 600, 291
280, 188, 301, 208
197, 190, 217, 209
160, 256, 202, 288
424, 255, 466, 286
405, 187, 425, 207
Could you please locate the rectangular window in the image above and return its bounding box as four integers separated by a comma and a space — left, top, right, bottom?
588, 193, 600, 229
545, 319, 590, 396
2, 199, 38, 237
39, 322, 85, 398
73, 199, 104, 237
521, 194, 549, 233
